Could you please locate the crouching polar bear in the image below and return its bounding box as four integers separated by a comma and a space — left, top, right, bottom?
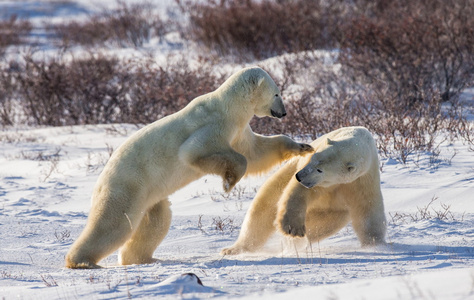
222, 126, 386, 255
65, 66, 313, 269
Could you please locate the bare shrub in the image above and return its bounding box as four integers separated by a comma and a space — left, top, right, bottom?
52, 1, 172, 48
7, 51, 223, 126
178, 0, 343, 59
0, 15, 32, 56
212, 216, 236, 234
339, 0, 474, 104
40, 274, 58, 287
197, 215, 236, 234
252, 52, 471, 164
0, 61, 20, 126
121, 57, 225, 123
281, 87, 469, 164
16, 53, 124, 126
54, 229, 71, 243
389, 196, 463, 224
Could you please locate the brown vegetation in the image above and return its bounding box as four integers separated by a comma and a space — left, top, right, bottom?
51, 1, 172, 48
0, 0, 472, 164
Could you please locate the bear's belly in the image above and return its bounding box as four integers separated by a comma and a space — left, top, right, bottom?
146, 163, 203, 201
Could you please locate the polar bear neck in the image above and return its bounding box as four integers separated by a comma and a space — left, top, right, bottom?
217, 90, 255, 128
214, 86, 255, 126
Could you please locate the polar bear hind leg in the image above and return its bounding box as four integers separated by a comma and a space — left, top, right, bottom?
119, 199, 172, 265
65, 206, 140, 269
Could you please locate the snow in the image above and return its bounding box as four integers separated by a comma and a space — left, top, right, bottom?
1, 1, 474, 299
1, 120, 473, 300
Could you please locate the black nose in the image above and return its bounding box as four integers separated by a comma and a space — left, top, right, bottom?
281, 111, 287, 117
295, 173, 301, 182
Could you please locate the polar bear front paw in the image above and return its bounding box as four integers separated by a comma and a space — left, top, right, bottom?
297, 143, 314, 155
283, 140, 314, 160
279, 214, 306, 237
223, 172, 239, 193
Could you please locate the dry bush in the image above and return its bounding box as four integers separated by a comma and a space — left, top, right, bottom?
52, 1, 172, 48
279, 90, 469, 164
15, 53, 124, 126
178, 0, 343, 59
389, 196, 462, 224
0, 61, 20, 126
252, 52, 472, 164
333, 0, 474, 162
5, 52, 222, 126
247, 0, 474, 164
339, 0, 474, 104
0, 15, 32, 56
121, 57, 225, 124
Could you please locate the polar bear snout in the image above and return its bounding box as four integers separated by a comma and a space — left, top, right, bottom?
271, 109, 286, 118
295, 167, 317, 188
270, 95, 286, 118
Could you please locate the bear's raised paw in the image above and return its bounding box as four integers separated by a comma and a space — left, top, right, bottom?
297, 143, 314, 155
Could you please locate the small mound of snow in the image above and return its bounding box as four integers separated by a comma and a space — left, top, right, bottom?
146, 273, 218, 295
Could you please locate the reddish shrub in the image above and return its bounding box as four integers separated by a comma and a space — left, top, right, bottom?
178, 0, 343, 58
0, 15, 32, 56
52, 1, 172, 48
339, 0, 474, 104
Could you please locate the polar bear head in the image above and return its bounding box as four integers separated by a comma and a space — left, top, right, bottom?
220, 66, 286, 119
295, 127, 374, 188
249, 69, 286, 118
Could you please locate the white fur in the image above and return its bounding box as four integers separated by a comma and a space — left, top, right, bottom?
222, 126, 386, 255
65, 67, 313, 268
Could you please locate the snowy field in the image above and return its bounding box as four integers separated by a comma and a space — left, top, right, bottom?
1, 1, 473, 299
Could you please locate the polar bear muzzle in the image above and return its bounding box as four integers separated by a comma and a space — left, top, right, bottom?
295, 165, 320, 188
270, 95, 286, 118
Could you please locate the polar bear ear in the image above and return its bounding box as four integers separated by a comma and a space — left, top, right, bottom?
257, 76, 265, 87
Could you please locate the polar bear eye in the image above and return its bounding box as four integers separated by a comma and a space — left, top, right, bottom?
316, 168, 323, 173
275, 94, 279, 97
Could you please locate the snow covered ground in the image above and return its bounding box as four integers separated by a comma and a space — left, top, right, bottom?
0, 124, 473, 299
1, 1, 473, 299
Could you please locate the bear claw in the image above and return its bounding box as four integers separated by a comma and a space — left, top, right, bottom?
280, 222, 306, 237
299, 143, 314, 154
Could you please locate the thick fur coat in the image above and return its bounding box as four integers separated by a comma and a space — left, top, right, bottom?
65, 67, 313, 268
222, 126, 386, 255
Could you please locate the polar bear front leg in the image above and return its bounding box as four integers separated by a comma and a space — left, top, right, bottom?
276, 180, 311, 237
119, 199, 172, 265
233, 127, 313, 175
277, 135, 314, 160
350, 198, 386, 246
192, 150, 247, 192
179, 132, 248, 193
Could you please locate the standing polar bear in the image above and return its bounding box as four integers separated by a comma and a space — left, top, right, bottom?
65, 66, 314, 269
222, 126, 386, 255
